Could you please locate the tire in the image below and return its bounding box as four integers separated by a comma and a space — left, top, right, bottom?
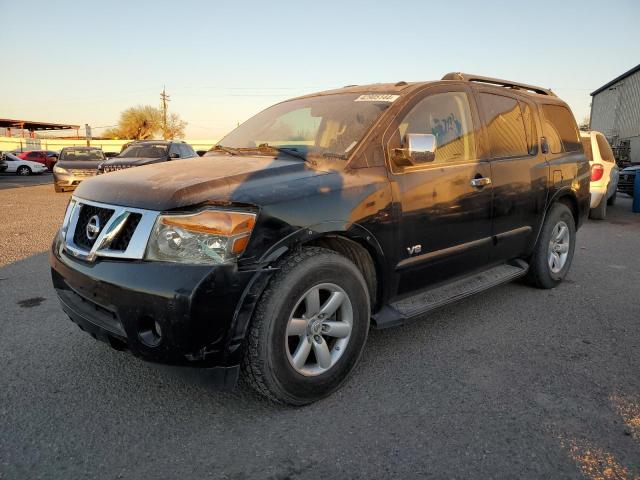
526, 203, 576, 289
589, 195, 607, 220
17, 166, 31, 176
242, 247, 370, 405
607, 191, 617, 206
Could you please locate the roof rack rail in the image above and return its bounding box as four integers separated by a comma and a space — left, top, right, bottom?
441, 72, 556, 96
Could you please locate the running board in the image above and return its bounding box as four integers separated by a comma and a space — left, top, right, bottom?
372, 261, 529, 329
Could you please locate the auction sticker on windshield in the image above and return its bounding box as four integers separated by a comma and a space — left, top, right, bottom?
355, 94, 400, 102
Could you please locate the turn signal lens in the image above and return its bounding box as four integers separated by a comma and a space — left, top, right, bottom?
160, 210, 255, 236
145, 210, 256, 264
591, 164, 604, 182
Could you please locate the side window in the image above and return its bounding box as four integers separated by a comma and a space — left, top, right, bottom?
541, 104, 581, 154
393, 91, 476, 168
180, 144, 194, 158
169, 144, 181, 158
596, 134, 615, 162
520, 101, 537, 155
479, 93, 529, 159
27, 152, 38, 159
581, 137, 594, 161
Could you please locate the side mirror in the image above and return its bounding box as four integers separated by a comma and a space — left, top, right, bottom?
395, 133, 437, 165
169, 152, 180, 159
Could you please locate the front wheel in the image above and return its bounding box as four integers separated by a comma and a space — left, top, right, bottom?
242, 247, 370, 405
526, 203, 576, 289
16, 166, 31, 176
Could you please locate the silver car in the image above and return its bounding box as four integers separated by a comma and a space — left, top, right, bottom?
52, 147, 106, 192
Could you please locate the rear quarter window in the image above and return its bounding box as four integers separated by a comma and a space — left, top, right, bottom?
596, 134, 615, 162
581, 137, 593, 161
541, 104, 581, 154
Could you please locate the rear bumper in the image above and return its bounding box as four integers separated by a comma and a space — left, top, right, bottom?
50, 234, 270, 381
589, 190, 605, 209
53, 172, 90, 189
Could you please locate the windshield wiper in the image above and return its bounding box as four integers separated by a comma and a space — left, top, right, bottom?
257, 143, 308, 162
212, 145, 241, 156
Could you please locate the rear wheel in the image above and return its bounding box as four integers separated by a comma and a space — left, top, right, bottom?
17, 166, 31, 176
589, 195, 607, 220
242, 247, 370, 405
526, 203, 576, 289
607, 190, 617, 206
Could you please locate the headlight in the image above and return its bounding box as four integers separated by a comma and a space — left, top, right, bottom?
145, 210, 256, 264
53, 165, 68, 174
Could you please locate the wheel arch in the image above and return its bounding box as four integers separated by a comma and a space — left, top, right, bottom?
259, 221, 386, 311
224, 222, 386, 363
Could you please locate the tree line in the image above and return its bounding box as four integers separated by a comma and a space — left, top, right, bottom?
103, 105, 187, 140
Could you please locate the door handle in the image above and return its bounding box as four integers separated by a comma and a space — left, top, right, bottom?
470, 177, 492, 188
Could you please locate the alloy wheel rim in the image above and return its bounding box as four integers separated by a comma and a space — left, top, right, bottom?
285, 283, 353, 377
548, 221, 570, 274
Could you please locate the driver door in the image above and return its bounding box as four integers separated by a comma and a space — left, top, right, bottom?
385, 86, 494, 295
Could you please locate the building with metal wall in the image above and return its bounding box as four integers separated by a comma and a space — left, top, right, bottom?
590, 64, 640, 165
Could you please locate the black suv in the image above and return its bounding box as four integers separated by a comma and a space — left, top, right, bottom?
97, 140, 197, 174
51, 73, 589, 404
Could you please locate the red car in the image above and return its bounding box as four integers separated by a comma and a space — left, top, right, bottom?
17, 150, 58, 170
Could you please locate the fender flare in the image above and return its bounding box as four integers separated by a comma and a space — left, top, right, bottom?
221, 221, 385, 365
531, 187, 580, 251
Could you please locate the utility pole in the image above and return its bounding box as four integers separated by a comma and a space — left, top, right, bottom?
160, 86, 170, 140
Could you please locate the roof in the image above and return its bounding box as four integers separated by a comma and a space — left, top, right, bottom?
0, 118, 80, 131
60, 146, 102, 151
441, 72, 556, 96
591, 64, 640, 96
130, 140, 186, 144
294, 81, 421, 99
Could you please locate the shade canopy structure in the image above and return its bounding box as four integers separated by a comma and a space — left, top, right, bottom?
0, 118, 80, 135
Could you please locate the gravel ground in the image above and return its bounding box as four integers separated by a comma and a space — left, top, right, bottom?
0, 187, 639, 479
0, 184, 70, 266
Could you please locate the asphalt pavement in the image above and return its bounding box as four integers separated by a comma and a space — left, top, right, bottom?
0, 172, 53, 190
1, 185, 639, 479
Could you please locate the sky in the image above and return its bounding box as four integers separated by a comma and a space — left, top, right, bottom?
1, 0, 639, 139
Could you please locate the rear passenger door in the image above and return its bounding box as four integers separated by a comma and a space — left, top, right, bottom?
474, 89, 549, 262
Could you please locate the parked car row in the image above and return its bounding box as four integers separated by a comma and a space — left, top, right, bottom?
0, 152, 49, 175
52, 140, 198, 192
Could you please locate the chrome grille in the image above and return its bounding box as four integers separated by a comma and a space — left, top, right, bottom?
101, 164, 133, 173
72, 204, 114, 250
61, 197, 159, 262
69, 168, 97, 177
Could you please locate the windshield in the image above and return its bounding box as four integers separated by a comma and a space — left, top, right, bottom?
215, 93, 396, 159
119, 144, 168, 159
60, 149, 105, 161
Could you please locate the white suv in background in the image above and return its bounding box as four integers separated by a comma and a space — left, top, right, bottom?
581, 131, 618, 219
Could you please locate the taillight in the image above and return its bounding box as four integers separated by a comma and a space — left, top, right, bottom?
591, 164, 604, 182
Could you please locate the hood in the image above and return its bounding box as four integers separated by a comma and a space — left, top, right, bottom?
58, 159, 104, 170
621, 165, 640, 173
74, 154, 331, 211
102, 157, 165, 167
